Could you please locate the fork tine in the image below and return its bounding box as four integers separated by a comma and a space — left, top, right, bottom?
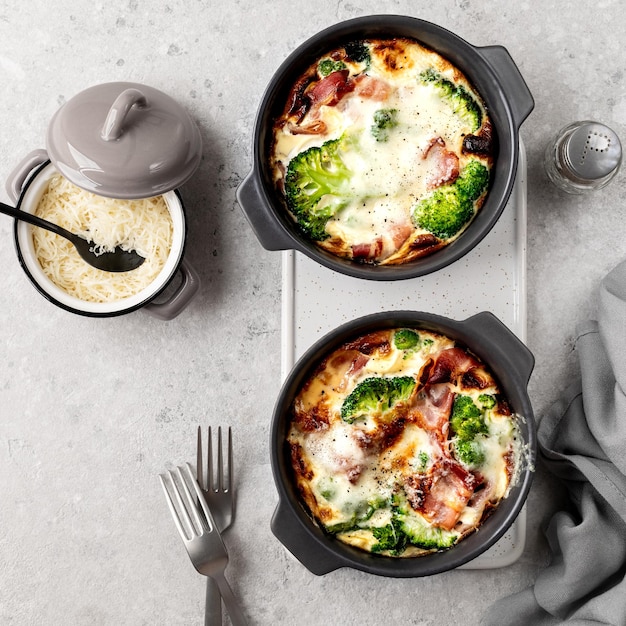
159, 473, 188, 540
175, 466, 208, 534
217, 427, 224, 491
183, 463, 220, 533
196, 427, 204, 491
225, 427, 233, 492
159, 466, 215, 542
160, 470, 200, 540
207, 426, 214, 492
207, 426, 233, 493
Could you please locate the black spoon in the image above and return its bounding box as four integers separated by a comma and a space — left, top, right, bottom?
1, 201, 145, 273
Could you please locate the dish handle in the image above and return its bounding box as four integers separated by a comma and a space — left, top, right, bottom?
236, 170, 296, 251
270, 498, 346, 576
144, 258, 200, 321
464, 311, 535, 385
478, 45, 535, 130
5, 149, 49, 203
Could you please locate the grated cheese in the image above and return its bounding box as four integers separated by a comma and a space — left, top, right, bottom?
32, 174, 173, 303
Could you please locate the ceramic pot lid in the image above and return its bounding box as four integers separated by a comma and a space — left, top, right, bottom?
46, 82, 202, 199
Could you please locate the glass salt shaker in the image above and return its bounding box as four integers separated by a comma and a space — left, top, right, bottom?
544, 121, 622, 194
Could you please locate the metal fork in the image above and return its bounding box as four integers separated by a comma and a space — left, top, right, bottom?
159, 464, 247, 626
197, 426, 235, 625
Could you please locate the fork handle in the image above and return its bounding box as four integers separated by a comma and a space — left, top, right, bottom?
205, 578, 222, 625
210, 572, 247, 626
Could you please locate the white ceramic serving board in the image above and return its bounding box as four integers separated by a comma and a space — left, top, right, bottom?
281, 143, 528, 569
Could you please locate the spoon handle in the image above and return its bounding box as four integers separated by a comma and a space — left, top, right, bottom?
0, 201, 74, 241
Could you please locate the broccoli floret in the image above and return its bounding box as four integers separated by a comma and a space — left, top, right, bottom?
371, 514, 456, 554
317, 476, 336, 501
450, 395, 490, 468
415, 450, 430, 473
413, 184, 472, 240
454, 439, 485, 467
420, 68, 482, 131
340, 375, 416, 423
284, 137, 352, 240
371, 518, 408, 554
411, 160, 490, 239
388, 375, 416, 406
456, 159, 491, 202
399, 513, 458, 550
324, 495, 387, 534
478, 393, 497, 409
366, 497, 459, 555
393, 329, 420, 350
325, 519, 360, 534
341, 377, 388, 423
450, 395, 488, 440
371, 108, 398, 142
344, 41, 370, 64
318, 58, 347, 77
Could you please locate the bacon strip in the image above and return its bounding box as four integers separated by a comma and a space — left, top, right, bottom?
412, 383, 454, 441
427, 347, 481, 386
351, 223, 412, 263
352, 238, 384, 261
352, 74, 391, 101
418, 459, 476, 530
335, 456, 364, 484
390, 223, 413, 249
321, 349, 371, 393
287, 120, 328, 135
404, 474, 432, 510
345, 352, 370, 380
292, 401, 330, 433
461, 365, 492, 390
423, 137, 460, 189
342, 331, 391, 356
306, 70, 353, 113
287, 69, 317, 121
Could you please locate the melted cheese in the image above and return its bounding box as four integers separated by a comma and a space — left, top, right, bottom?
272, 38, 493, 264
32, 174, 173, 303
288, 328, 523, 558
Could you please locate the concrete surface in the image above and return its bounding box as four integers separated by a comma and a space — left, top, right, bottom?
0, 1, 625, 624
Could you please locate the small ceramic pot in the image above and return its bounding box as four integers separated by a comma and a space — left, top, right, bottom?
6, 82, 202, 319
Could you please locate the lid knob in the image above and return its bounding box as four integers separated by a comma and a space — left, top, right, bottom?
101, 88, 148, 142
46, 82, 202, 199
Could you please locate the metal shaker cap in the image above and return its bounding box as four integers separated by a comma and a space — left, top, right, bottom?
564, 122, 622, 181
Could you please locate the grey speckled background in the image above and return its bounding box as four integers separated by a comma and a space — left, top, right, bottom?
1, 1, 625, 625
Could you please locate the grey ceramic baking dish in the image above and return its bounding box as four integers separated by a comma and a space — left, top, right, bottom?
237, 15, 534, 280
270, 310, 536, 577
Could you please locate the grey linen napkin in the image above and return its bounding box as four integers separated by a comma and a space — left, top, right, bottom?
483, 258, 626, 626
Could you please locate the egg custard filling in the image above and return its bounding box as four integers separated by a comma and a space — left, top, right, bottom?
287, 328, 523, 557
270, 38, 494, 265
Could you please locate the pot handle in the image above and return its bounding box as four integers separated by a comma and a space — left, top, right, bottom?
270, 499, 346, 576
478, 45, 535, 129
463, 311, 535, 385
5, 149, 49, 203
143, 258, 200, 321
236, 170, 296, 251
